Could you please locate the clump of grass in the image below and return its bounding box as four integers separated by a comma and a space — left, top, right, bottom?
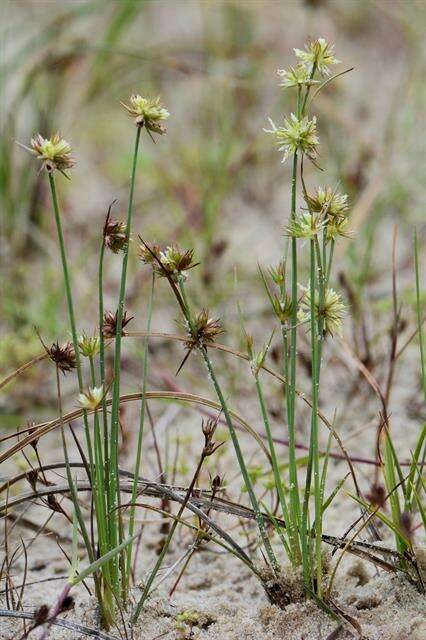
16, 93, 173, 627
2, 32, 424, 638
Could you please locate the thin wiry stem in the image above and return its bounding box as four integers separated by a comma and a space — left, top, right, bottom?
54, 367, 110, 627
125, 272, 155, 591
47, 173, 94, 477
176, 275, 278, 572
108, 126, 141, 596
132, 446, 207, 622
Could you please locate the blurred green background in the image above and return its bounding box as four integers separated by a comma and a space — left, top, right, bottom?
1, 0, 425, 407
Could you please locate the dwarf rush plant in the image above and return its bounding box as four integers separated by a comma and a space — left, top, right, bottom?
5, 35, 424, 637
17, 93, 170, 627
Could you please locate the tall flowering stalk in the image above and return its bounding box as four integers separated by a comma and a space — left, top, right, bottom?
265, 37, 349, 600
107, 93, 169, 599
19, 134, 116, 626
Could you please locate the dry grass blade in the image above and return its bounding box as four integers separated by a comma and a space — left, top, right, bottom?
0, 609, 121, 640
0, 390, 270, 464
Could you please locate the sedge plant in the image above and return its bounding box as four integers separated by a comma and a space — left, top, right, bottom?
135, 38, 353, 613
18, 93, 170, 626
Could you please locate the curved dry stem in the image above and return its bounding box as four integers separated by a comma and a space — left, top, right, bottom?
0, 330, 359, 492
0, 353, 48, 391
0, 390, 269, 464
0, 473, 403, 573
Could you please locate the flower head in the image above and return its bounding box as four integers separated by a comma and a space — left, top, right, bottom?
301, 287, 346, 336
265, 114, 319, 163
326, 217, 352, 242
183, 309, 224, 349
268, 261, 285, 287
272, 293, 293, 324
23, 133, 75, 176
102, 310, 133, 338
47, 341, 76, 374
304, 186, 349, 220
294, 38, 340, 77
121, 94, 169, 133
277, 64, 319, 89
245, 332, 274, 377
285, 212, 325, 239
103, 218, 127, 254
78, 386, 104, 410
78, 332, 100, 358
139, 243, 198, 281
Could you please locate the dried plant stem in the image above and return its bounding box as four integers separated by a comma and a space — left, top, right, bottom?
132, 442, 207, 621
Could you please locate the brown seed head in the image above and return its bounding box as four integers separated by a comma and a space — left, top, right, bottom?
48, 341, 76, 374
102, 310, 134, 338
103, 218, 127, 253
211, 475, 221, 491
60, 595, 75, 612
34, 604, 50, 626
185, 309, 224, 348
366, 483, 386, 509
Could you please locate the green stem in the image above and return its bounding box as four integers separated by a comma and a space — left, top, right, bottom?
108, 126, 142, 596
88, 356, 108, 558
287, 151, 301, 551
47, 173, 94, 476
125, 272, 155, 590
55, 367, 111, 628
254, 375, 294, 565
310, 239, 322, 596
178, 276, 278, 570
98, 238, 109, 465
200, 347, 278, 571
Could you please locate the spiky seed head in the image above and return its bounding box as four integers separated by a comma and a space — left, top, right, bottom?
139, 243, 162, 267
326, 217, 352, 242
249, 340, 272, 378
271, 293, 293, 325
139, 243, 197, 280
277, 63, 319, 89
102, 310, 133, 338
301, 286, 346, 336
158, 245, 197, 281
201, 418, 223, 457
78, 332, 100, 358
285, 211, 325, 239
23, 133, 75, 176
184, 309, 224, 348
48, 341, 76, 374
265, 113, 319, 163
103, 218, 127, 253
304, 186, 349, 219
161, 245, 196, 271
294, 38, 340, 76
201, 417, 219, 447
78, 385, 104, 410
268, 261, 285, 286
121, 94, 169, 133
